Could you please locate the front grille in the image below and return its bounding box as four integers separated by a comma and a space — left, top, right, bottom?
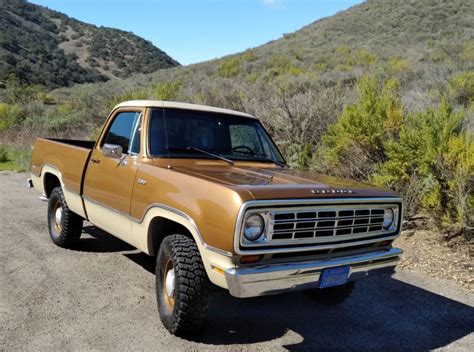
237, 200, 401, 254
270, 206, 386, 242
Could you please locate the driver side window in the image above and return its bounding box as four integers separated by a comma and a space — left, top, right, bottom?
103, 111, 142, 154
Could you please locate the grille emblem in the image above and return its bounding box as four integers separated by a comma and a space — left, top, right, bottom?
311, 189, 354, 195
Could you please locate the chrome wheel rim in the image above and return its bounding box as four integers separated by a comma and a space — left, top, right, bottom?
51, 201, 63, 233
55, 207, 63, 227
162, 259, 175, 310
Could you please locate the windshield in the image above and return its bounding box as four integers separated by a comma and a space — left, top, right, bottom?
148, 108, 285, 164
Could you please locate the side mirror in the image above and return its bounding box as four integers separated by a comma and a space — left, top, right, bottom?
103, 144, 123, 159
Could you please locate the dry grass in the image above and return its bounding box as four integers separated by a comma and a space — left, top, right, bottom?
396, 229, 473, 292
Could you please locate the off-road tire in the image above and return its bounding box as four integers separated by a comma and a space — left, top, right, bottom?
156, 234, 209, 336
307, 282, 355, 305
47, 186, 83, 248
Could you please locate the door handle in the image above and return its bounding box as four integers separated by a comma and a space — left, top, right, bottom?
90, 158, 100, 164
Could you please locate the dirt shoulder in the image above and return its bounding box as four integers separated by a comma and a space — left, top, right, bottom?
395, 229, 473, 292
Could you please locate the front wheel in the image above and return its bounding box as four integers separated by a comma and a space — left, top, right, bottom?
47, 187, 83, 248
306, 282, 355, 305
156, 234, 210, 336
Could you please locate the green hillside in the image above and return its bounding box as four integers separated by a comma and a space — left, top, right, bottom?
1, 0, 473, 234
0, 0, 179, 87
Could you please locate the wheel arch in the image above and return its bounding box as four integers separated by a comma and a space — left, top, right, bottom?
147, 216, 193, 256
39, 165, 87, 219
43, 172, 61, 197
137, 205, 204, 257
136, 205, 234, 289
35, 164, 63, 197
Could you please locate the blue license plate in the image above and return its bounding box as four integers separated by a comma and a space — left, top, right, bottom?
319, 265, 350, 288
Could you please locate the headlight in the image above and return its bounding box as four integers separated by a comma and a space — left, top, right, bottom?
383, 208, 395, 229
243, 214, 265, 241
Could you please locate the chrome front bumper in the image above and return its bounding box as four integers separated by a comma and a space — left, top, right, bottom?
225, 248, 402, 298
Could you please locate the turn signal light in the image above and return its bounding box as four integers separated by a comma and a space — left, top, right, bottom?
379, 240, 393, 247
239, 255, 263, 264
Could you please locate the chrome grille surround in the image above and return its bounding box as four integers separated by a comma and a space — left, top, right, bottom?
235, 198, 402, 255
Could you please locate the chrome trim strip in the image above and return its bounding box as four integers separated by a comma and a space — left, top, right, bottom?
236, 234, 399, 255
233, 197, 403, 255
204, 244, 233, 257
225, 248, 402, 298
83, 196, 232, 257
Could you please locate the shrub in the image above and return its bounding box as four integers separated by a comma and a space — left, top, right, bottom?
312, 75, 403, 179
153, 80, 182, 100
290, 48, 304, 61
0, 145, 9, 162
266, 55, 304, 77
335, 45, 351, 55
372, 100, 473, 232
461, 42, 474, 63
0, 103, 23, 131
335, 63, 353, 72
297, 144, 312, 169
104, 89, 149, 112
313, 61, 328, 71
36, 91, 56, 104
387, 58, 410, 73
314, 75, 472, 234
242, 50, 257, 62
449, 71, 474, 107
217, 57, 241, 78
246, 73, 258, 84
2, 74, 45, 104
354, 49, 378, 67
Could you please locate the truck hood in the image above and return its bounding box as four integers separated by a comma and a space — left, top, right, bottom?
170, 164, 398, 200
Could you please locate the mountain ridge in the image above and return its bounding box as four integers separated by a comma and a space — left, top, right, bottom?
0, 0, 179, 87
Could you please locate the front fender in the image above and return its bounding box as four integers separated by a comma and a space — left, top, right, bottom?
132, 205, 235, 289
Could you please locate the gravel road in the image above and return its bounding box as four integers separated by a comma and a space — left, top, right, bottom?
1, 171, 473, 351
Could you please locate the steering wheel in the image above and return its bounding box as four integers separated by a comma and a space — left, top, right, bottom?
232, 145, 254, 156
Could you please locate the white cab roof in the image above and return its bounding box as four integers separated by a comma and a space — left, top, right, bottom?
114, 100, 257, 119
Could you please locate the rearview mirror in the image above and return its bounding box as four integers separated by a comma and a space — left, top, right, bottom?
103, 144, 123, 159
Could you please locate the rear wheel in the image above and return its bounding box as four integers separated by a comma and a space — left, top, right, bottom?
156, 234, 209, 336
47, 187, 83, 248
307, 282, 355, 305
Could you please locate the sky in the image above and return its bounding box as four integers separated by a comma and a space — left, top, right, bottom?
29, 0, 363, 65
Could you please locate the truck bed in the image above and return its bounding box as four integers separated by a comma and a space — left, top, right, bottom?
47, 138, 95, 150
30, 138, 94, 195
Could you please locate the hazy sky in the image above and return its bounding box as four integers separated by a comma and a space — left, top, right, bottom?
29, 0, 363, 65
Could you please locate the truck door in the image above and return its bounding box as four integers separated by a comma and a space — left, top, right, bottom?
83, 108, 144, 243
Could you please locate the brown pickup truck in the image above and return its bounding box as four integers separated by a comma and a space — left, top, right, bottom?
29, 100, 403, 335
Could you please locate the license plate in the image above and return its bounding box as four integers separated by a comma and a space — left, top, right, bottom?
319, 265, 350, 288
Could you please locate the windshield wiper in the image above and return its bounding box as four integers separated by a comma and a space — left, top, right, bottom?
258, 157, 287, 168
166, 146, 234, 165
233, 149, 287, 168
